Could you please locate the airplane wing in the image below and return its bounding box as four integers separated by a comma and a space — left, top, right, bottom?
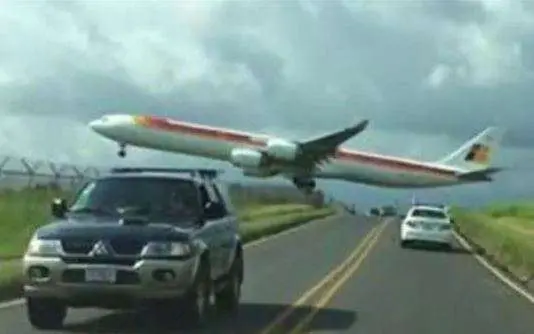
297, 119, 369, 166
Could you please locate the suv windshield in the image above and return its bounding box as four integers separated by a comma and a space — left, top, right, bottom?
410, 208, 447, 219
69, 177, 201, 223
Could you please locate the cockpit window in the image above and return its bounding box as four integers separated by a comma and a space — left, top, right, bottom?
69, 177, 201, 223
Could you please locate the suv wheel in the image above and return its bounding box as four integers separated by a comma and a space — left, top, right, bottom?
182, 261, 211, 328
26, 297, 67, 330
215, 255, 242, 314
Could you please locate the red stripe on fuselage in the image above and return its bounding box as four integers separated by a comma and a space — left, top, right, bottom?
138, 116, 265, 147
138, 116, 457, 177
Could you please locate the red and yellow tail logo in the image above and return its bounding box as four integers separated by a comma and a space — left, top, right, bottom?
465, 143, 491, 164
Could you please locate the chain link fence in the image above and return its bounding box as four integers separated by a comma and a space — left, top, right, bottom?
0, 155, 101, 192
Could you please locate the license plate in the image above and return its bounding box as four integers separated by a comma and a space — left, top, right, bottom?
85, 268, 117, 283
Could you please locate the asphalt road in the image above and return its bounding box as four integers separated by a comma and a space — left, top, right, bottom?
0, 214, 533, 334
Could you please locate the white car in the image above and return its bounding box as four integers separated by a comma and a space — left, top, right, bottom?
400, 205, 454, 249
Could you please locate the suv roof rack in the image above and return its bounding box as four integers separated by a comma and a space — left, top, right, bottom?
110, 167, 223, 180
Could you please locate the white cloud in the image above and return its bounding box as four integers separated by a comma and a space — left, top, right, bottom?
426, 64, 453, 88
438, 23, 526, 87
343, 0, 534, 88
432, 0, 534, 87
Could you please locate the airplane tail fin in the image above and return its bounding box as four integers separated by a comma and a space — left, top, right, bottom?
438, 127, 504, 171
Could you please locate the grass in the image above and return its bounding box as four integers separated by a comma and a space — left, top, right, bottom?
240, 206, 336, 243
0, 187, 67, 259
237, 204, 315, 223
484, 202, 534, 221
452, 202, 534, 282
0, 261, 22, 302
0, 186, 336, 302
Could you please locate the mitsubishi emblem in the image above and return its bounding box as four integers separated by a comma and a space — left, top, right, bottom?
89, 241, 109, 256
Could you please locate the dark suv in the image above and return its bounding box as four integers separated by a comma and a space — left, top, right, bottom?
22, 168, 244, 330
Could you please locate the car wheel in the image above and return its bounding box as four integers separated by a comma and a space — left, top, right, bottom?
400, 240, 408, 248
215, 255, 242, 315
26, 297, 67, 330
182, 261, 211, 328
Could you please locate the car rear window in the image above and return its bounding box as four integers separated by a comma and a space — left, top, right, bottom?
410, 208, 447, 219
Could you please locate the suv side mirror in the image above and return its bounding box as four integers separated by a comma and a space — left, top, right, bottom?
203, 201, 216, 219
51, 198, 68, 219
204, 201, 214, 211
194, 202, 213, 227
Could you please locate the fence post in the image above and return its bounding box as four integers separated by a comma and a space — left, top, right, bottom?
0, 156, 10, 173
48, 162, 61, 189
56, 165, 73, 191
0, 156, 10, 183
72, 166, 84, 191
20, 157, 36, 188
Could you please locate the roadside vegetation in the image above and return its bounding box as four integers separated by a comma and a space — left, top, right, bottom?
0, 183, 335, 301
240, 206, 335, 243
0, 261, 21, 302
452, 202, 534, 283
238, 203, 316, 223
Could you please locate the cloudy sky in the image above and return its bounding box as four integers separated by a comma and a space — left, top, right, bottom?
0, 0, 533, 207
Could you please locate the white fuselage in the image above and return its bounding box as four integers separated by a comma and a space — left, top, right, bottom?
89, 115, 469, 189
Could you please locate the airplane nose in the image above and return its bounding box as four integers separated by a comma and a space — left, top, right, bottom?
88, 114, 136, 140
88, 118, 106, 133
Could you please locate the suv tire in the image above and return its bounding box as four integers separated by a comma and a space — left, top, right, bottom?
215, 255, 242, 314
182, 260, 211, 328
26, 297, 67, 330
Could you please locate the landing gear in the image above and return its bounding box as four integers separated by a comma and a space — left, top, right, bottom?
292, 177, 316, 195
292, 177, 325, 207
118, 143, 127, 158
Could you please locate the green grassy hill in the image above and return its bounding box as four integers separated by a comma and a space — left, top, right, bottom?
453, 202, 534, 282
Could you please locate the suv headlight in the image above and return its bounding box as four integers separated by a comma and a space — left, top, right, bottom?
26, 238, 62, 257
141, 242, 192, 257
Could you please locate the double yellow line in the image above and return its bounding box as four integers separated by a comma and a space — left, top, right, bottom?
259, 220, 389, 334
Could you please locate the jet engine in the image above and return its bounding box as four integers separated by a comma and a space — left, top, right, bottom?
230, 148, 265, 169
266, 139, 300, 161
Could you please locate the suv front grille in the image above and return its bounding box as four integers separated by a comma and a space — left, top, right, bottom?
61, 238, 147, 256
109, 238, 146, 255
61, 239, 96, 254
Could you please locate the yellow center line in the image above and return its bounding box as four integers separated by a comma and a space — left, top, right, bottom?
288, 220, 389, 333
258, 223, 382, 334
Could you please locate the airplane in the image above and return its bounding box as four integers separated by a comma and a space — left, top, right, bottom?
88, 114, 505, 194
